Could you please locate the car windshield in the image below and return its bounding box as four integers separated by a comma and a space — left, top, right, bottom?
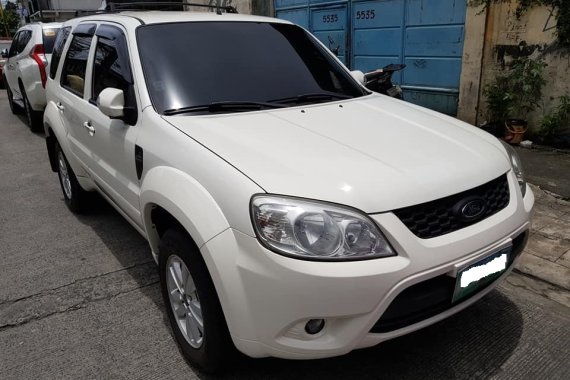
137, 22, 366, 115
42, 28, 60, 53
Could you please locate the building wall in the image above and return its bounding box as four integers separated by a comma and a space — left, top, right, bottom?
458, 2, 570, 132
47, 0, 103, 10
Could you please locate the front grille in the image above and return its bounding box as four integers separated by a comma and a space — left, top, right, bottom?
393, 174, 510, 239
370, 231, 528, 333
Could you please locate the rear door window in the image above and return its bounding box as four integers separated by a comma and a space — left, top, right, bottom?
42, 28, 60, 53
60, 34, 94, 97
91, 25, 133, 101
8, 32, 19, 57
17, 31, 32, 52
50, 26, 71, 79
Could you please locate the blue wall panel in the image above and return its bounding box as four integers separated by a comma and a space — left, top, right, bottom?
405, 25, 465, 57
403, 91, 459, 116
275, 7, 310, 28
275, 0, 309, 8
353, 0, 403, 28
403, 57, 462, 88
406, 0, 466, 26
274, 0, 467, 115
311, 5, 349, 64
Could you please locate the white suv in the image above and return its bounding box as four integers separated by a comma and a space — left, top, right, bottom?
44, 10, 534, 373
3, 22, 61, 131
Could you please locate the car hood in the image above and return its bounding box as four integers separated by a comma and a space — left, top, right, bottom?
163, 95, 511, 213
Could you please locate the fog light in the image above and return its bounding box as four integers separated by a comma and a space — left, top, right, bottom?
305, 319, 325, 335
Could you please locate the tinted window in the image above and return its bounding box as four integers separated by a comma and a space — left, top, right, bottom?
8, 31, 31, 57
61, 35, 93, 96
42, 28, 60, 53
18, 31, 32, 51
92, 26, 132, 101
7, 32, 19, 57
50, 27, 71, 79
137, 22, 365, 114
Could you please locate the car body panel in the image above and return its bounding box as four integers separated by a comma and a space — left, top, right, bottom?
164, 94, 510, 213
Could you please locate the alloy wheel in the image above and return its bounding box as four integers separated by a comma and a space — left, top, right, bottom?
57, 151, 73, 199
166, 255, 204, 349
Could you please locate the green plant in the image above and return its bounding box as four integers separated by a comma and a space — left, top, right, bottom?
484, 57, 547, 122
484, 77, 511, 123
469, 0, 570, 50
540, 95, 570, 137
505, 57, 547, 118
0, 6, 20, 37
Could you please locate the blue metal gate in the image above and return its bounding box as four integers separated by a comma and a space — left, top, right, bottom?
274, 0, 467, 116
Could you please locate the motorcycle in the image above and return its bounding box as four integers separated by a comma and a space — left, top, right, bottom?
363, 63, 406, 99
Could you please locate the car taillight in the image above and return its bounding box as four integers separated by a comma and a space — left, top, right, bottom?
30, 44, 47, 88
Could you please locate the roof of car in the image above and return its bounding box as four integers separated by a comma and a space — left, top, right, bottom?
76, 11, 291, 26
40, 22, 63, 28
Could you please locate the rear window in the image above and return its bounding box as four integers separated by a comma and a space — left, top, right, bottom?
42, 28, 60, 53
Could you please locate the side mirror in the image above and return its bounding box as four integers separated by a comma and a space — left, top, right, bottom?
97, 87, 124, 119
350, 70, 365, 85
1, 49, 8, 58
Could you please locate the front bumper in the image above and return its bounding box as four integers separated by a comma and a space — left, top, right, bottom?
200, 173, 534, 359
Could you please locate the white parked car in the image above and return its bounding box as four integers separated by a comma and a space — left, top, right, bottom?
3, 22, 61, 131
44, 9, 534, 373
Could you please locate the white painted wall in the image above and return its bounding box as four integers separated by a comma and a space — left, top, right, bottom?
48, 0, 103, 10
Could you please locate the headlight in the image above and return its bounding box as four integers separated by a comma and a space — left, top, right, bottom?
251, 195, 395, 261
500, 141, 526, 197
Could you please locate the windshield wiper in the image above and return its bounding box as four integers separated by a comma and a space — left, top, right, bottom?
269, 92, 353, 105
163, 101, 286, 116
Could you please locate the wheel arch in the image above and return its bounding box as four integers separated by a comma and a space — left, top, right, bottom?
45, 125, 58, 172
141, 166, 230, 258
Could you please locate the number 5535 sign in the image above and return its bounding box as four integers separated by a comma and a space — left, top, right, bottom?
355, 9, 376, 20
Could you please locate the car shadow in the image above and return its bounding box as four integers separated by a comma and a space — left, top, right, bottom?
69, 192, 523, 379
71, 192, 171, 327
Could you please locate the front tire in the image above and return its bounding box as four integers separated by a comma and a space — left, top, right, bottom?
159, 228, 236, 373
55, 142, 87, 213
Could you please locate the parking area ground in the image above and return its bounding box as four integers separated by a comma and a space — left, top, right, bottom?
0, 90, 569, 379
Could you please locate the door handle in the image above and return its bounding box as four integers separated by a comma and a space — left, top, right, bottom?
83, 121, 95, 136
55, 102, 65, 111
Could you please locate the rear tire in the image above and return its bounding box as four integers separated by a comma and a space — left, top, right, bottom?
55, 142, 87, 213
22, 87, 43, 132
159, 228, 236, 373
6, 84, 22, 115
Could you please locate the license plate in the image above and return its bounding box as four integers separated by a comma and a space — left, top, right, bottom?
452, 246, 512, 303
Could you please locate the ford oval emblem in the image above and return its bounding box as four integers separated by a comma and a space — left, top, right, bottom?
460, 199, 486, 220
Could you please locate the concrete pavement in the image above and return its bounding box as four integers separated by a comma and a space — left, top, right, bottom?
514, 146, 570, 200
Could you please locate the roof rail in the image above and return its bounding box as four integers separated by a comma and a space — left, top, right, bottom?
106, 2, 238, 15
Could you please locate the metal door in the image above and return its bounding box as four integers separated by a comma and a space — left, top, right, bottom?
310, 4, 349, 64
275, 0, 466, 115
351, 0, 466, 115
275, 0, 310, 28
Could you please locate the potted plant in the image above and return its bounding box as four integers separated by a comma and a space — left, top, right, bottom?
484, 57, 547, 144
